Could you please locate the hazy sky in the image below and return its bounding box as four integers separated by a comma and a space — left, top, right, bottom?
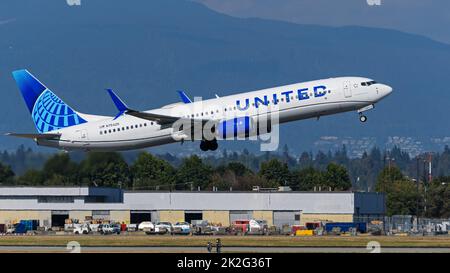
196, 0, 450, 44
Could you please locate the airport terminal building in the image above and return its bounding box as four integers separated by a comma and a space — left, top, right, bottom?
0, 187, 385, 228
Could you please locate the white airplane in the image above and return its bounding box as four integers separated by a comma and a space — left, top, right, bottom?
7, 69, 392, 152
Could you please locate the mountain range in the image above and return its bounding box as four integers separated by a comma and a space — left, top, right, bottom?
1, 0, 449, 153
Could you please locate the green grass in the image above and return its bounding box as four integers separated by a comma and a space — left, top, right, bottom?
1, 235, 450, 247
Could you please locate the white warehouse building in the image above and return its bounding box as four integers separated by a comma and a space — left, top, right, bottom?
0, 187, 385, 228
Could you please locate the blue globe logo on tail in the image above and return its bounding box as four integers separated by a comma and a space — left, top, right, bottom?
32, 89, 86, 133
12, 69, 87, 133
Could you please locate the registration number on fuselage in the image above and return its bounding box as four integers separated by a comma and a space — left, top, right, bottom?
99, 122, 120, 129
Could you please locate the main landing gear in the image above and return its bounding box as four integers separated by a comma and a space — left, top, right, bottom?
200, 139, 218, 151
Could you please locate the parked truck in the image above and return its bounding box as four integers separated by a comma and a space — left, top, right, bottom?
231, 219, 268, 235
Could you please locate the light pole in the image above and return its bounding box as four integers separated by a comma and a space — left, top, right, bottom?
423, 158, 428, 216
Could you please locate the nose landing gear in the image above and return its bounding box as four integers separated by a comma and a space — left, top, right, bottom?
359, 114, 367, 123
200, 139, 218, 151
357, 104, 374, 123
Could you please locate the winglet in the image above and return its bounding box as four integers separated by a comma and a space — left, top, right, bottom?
106, 89, 129, 119
177, 90, 192, 104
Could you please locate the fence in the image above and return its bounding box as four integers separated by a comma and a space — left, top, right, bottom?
354, 215, 450, 235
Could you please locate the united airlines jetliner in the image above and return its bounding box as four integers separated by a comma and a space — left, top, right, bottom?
7, 70, 392, 152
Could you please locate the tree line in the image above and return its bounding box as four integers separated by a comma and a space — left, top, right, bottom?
0, 151, 351, 192
3, 144, 450, 191
375, 165, 450, 218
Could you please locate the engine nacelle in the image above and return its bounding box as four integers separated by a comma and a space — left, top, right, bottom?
217, 116, 252, 139
216, 116, 272, 139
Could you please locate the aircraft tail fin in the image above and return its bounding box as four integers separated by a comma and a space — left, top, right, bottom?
12, 69, 88, 133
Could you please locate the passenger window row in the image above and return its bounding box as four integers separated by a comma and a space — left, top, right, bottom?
99, 122, 150, 135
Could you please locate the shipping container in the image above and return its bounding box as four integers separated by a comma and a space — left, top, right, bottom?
296, 230, 314, 236
19, 220, 39, 231
14, 223, 26, 233
325, 222, 367, 233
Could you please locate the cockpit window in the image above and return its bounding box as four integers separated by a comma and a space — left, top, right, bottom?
361, 81, 377, 86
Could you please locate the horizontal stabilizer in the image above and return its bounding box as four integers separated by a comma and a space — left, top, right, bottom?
5, 132, 61, 139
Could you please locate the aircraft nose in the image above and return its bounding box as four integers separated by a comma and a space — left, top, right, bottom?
384, 84, 393, 94
379, 84, 393, 97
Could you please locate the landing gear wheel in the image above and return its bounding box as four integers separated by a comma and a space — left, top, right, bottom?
210, 140, 218, 151
200, 139, 219, 151
200, 141, 208, 151
359, 115, 367, 123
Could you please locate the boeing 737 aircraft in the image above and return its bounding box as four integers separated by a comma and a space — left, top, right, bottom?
7, 69, 392, 151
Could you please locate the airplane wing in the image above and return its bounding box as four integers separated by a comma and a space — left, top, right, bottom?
106, 89, 212, 126
127, 110, 212, 126
5, 133, 61, 139
126, 110, 184, 125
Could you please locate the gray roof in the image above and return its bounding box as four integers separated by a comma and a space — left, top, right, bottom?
0, 187, 385, 214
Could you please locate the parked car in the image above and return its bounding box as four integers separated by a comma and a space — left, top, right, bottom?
191, 220, 214, 235
6, 224, 16, 234
154, 222, 172, 234
126, 224, 137, 232
89, 224, 100, 233
74, 224, 91, 235
172, 222, 191, 235
138, 221, 154, 233
112, 224, 122, 234
99, 224, 121, 235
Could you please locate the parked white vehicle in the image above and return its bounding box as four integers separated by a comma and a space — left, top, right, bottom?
249, 219, 268, 234
172, 222, 191, 234
73, 224, 91, 235
127, 223, 138, 232
154, 222, 172, 234
89, 224, 100, 233
138, 221, 154, 232
436, 222, 450, 234
99, 224, 121, 235
6, 224, 15, 234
